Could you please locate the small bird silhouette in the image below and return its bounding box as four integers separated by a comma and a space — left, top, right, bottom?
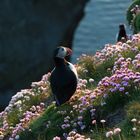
117, 24, 128, 43
50, 46, 78, 106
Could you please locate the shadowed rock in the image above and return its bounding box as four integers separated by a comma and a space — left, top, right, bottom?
0, 0, 88, 109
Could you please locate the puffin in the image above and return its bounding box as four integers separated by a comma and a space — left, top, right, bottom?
50, 46, 78, 106
116, 24, 127, 42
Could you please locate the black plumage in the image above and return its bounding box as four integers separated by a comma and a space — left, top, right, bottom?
117, 24, 127, 42
50, 47, 78, 106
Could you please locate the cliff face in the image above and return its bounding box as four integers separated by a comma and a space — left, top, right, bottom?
0, 0, 88, 108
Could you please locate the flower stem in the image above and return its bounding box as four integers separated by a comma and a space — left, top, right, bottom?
102, 123, 105, 133
118, 133, 123, 140
110, 136, 114, 140
95, 124, 98, 134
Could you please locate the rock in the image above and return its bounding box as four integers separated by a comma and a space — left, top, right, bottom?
0, 0, 88, 109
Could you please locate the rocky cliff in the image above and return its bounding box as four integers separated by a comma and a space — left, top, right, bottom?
0, 0, 88, 108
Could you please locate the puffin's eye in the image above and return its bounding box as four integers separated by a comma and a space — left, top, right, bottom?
61, 48, 64, 51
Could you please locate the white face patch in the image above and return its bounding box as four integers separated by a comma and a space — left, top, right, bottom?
56, 47, 67, 58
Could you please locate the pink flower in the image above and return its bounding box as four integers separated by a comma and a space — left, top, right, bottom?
92, 120, 96, 124
114, 128, 121, 135
131, 118, 137, 123
89, 78, 94, 83
53, 136, 61, 140
100, 120, 106, 123
132, 127, 137, 131
106, 131, 113, 138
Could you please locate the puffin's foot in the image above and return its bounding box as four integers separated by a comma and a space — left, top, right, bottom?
53, 95, 61, 107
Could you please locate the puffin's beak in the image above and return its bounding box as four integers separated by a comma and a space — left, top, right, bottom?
66, 48, 72, 56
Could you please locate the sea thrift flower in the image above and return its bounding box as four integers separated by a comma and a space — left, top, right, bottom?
131, 118, 137, 123
119, 87, 125, 92
113, 128, 121, 135
61, 124, 66, 129
125, 92, 129, 95
9, 138, 14, 140
82, 79, 88, 84
106, 131, 113, 138
100, 120, 106, 123
132, 127, 137, 131
0, 134, 4, 140
92, 120, 96, 124
68, 131, 76, 137
100, 119, 106, 132
80, 125, 86, 130
53, 136, 61, 140
78, 116, 83, 121
131, 118, 137, 126
92, 119, 98, 133
89, 78, 94, 83
83, 69, 88, 73
67, 131, 91, 140
63, 133, 67, 138
15, 135, 20, 140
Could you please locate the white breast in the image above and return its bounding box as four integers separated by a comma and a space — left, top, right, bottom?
67, 62, 78, 80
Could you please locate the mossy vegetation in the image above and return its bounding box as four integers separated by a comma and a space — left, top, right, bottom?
133, 13, 140, 33
127, 0, 140, 33
127, 0, 140, 24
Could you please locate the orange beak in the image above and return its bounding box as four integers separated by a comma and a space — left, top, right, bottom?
66, 48, 72, 56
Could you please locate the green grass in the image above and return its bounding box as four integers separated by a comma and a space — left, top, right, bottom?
19, 75, 140, 139
20, 103, 74, 140
118, 99, 140, 139
78, 55, 114, 83
121, 49, 138, 60
90, 94, 140, 140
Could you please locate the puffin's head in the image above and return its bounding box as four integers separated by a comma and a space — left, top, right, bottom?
54, 46, 72, 59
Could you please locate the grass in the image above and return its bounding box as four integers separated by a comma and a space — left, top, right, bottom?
18, 43, 140, 139
118, 99, 140, 139
77, 55, 114, 83
20, 103, 74, 140
87, 95, 140, 140
19, 84, 140, 139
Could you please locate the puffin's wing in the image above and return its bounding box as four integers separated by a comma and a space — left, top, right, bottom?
50, 68, 77, 94
50, 67, 77, 105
